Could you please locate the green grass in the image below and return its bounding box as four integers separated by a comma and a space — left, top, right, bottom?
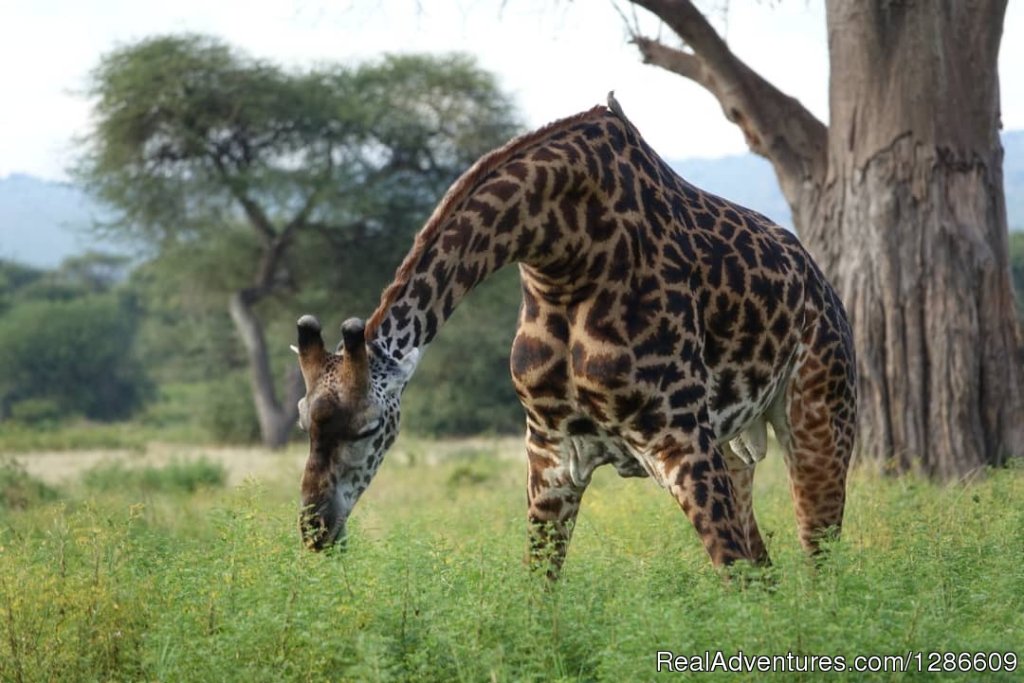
81, 457, 227, 495
0, 439, 1021, 681
0, 419, 155, 452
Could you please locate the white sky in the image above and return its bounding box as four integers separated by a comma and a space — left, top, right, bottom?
1, 0, 1023, 181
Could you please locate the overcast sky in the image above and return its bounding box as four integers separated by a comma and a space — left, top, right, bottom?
2, 0, 1023, 181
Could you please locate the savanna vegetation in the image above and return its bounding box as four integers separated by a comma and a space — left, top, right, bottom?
0, 254, 150, 426
1012, 231, 1024, 317
1, 439, 1021, 682
3, 423, 1022, 678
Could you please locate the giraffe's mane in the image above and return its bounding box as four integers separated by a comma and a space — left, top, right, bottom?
365, 103, 608, 340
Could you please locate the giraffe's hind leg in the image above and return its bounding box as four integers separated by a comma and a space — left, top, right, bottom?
721, 444, 770, 565
771, 343, 856, 555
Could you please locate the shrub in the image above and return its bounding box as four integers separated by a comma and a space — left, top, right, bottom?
82, 457, 227, 495
0, 442, 1023, 681
200, 373, 261, 443
0, 457, 59, 510
7, 397, 63, 426
401, 268, 525, 437
1011, 230, 1024, 316
0, 294, 152, 421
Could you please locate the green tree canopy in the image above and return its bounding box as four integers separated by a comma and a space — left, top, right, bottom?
78, 35, 517, 248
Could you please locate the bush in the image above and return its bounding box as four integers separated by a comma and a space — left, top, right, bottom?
199, 373, 261, 443
7, 398, 63, 426
0, 457, 59, 510
0, 294, 152, 421
82, 457, 227, 495
402, 268, 525, 436
0, 444, 1023, 681
0, 420, 151, 452
1011, 231, 1024, 316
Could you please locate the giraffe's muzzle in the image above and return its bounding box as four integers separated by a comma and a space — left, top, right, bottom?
299, 498, 347, 552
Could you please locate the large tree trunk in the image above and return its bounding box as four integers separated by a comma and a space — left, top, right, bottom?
223, 214, 304, 449
816, 0, 1022, 479
630, 0, 1023, 479
228, 291, 303, 448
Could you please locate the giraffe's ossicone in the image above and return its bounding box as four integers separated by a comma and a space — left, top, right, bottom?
295, 95, 856, 574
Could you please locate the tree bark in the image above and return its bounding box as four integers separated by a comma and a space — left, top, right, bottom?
822, 0, 1022, 478
629, 0, 1023, 479
228, 290, 303, 448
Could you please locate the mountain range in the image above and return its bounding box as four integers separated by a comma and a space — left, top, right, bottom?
3, 131, 1023, 269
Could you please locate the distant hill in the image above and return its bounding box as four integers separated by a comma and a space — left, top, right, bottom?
669, 153, 793, 228
1004, 130, 1024, 230
669, 129, 1024, 231
2, 130, 1022, 268
0, 174, 116, 268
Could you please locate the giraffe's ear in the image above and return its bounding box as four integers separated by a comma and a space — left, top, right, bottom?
380, 347, 420, 395
296, 314, 327, 391
396, 347, 420, 381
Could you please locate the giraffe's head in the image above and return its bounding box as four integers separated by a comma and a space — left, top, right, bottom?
293, 314, 418, 551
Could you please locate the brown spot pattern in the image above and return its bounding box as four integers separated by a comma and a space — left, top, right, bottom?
311, 102, 856, 574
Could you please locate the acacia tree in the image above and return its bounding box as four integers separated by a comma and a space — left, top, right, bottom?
625, 0, 1023, 479
76, 35, 520, 447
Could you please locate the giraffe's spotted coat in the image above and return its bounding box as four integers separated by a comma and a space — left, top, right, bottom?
296, 100, 856, 572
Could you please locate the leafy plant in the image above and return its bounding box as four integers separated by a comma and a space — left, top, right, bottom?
7, 398, 63, 426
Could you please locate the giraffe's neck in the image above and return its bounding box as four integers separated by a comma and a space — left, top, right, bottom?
365, 105, 635, 361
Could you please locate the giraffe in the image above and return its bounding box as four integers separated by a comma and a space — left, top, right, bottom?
294, 94, 856, 576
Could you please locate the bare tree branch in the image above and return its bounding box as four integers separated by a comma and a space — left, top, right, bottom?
627, 0, 829, 214
632, 37, 711, 91
634, 0, 731, 67
283, 186, 326, 236
209, 153, 279, 245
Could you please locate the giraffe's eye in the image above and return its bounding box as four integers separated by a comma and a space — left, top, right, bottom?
353, 419, 382, 441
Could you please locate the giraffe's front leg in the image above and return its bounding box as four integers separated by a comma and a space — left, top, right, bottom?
657, 432, 753, 567
525, 432, 587, 580
722, 443, 770, 566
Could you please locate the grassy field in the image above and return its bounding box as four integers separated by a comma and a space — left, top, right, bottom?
0, 436, 1021, 682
